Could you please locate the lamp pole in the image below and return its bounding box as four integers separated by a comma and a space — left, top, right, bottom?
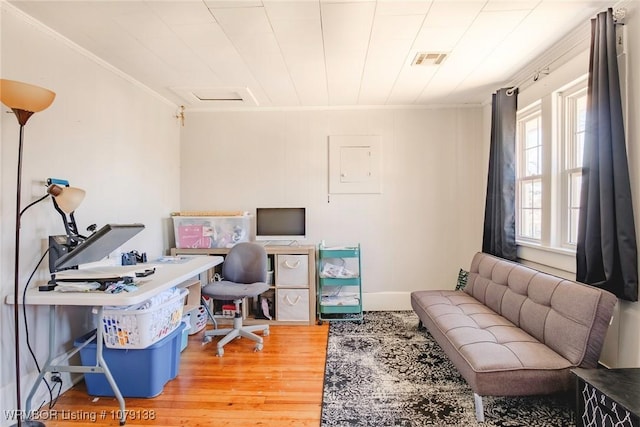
12, 115, 46, 427
14, 122, 26, 427
1, 79, 55, 427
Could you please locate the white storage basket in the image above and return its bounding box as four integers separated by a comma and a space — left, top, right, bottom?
102, 288, 188, 349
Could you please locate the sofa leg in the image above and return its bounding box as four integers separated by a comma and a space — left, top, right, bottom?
474, 393, 485, 422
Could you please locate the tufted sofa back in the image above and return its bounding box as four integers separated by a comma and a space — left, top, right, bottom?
464, 252, 617, 367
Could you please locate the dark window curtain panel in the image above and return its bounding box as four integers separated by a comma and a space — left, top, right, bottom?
482, 88, 518, 261
577, 8, 638, 301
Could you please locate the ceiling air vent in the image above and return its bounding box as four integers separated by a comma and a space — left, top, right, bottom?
412, 52, 448, 66
193, 89, 243, 102
169, 87, 258, 107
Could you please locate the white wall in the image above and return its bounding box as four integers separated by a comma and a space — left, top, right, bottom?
180, 107, 487, 309
0, 4, 181, 423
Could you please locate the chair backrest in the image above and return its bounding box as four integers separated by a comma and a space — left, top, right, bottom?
222, 242, 268, 284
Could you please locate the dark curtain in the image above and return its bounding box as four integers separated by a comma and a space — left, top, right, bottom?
482, 88, 518, 261
576, 8, 638, 301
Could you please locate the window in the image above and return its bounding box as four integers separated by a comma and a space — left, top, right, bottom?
560, 83, 587, 247
515, 77, 587, 252
516, 104, 543, 241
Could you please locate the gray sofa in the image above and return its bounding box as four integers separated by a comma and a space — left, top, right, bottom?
411, 252, 617, 422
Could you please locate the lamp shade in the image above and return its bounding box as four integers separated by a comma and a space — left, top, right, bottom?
0, 79, 55, 112
47, 185, 86, 214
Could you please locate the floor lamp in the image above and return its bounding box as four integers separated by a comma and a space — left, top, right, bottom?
1, 79, 56, 427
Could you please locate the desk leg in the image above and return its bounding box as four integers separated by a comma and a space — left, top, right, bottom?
24, 306, 127, 426
94, 307, 126, 426
25, 306, 57, 417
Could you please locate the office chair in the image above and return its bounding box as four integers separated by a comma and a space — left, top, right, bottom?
201, 242, 270, 356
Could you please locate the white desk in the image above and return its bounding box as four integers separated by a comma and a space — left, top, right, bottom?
8, 255, 222, 425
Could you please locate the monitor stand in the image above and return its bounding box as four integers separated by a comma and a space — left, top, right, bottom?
259, 240, 302, 247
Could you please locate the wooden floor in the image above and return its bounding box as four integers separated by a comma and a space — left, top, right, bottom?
43, 324, 329, 427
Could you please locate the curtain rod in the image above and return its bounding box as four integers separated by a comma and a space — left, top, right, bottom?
506, 7, 626, 97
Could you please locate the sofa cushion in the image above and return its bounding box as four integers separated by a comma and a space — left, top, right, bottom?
411, 252, 617, 398
463, 252, 617, 366
411, 290, 573, 396
412, 290, 572, 372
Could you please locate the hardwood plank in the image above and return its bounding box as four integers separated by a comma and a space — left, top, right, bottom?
41, 324, 329, 427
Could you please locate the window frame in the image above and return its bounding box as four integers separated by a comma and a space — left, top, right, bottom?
516, 101, 544, 244
515, 76, 588, 256
557, 79, 588, 250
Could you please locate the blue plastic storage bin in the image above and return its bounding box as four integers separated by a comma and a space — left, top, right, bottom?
74, 322, 185, 398
180, 320, 189, 352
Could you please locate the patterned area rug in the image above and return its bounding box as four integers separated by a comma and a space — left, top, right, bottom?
321, 311, 575, 427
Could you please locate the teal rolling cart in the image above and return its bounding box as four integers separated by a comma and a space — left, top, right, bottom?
317, 243, 363, 324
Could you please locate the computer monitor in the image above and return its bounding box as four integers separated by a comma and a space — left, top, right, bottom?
255, 208, 306, 241
50, 223, 145, 272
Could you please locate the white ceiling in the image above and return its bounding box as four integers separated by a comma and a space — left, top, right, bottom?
7, 0, 615, 109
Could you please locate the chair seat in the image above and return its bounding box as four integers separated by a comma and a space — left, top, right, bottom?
202, 281, 270, 300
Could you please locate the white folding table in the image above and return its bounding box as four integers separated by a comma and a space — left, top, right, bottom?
6, 255, 222, 425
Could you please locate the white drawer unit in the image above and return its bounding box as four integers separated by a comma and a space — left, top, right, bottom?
276, 254, 309, 288
276, 288, 310, 322
171, 245, 316, 325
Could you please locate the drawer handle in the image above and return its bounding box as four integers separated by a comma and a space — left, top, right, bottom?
284, 260, 301, 269
285, 295, 301, 306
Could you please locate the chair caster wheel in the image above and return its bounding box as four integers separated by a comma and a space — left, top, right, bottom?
203, 336, 212, 344
217, 348, 224, 357
263, 330, 270, 337
254, 343, 263, 352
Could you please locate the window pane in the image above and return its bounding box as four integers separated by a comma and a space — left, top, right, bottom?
519, 178, 542, 240
533, 209, 542, 239
516, 105, 543, 243
574, 95, 587, 168
520, 209, 533, 237
568, 171, 582, 245
576, 132, 584, 167
560, 81, 587, 248
576, 96, 587, 132
520, 179, 542, 208
519, 208, 542, 240
522, 114, 541, 176
524, 117, 540, 149
521, 181, 533, 208
570, 172, 582, 207
569, 208, 580, 244
524, 147, 541, 176
533, 180, 542, 208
